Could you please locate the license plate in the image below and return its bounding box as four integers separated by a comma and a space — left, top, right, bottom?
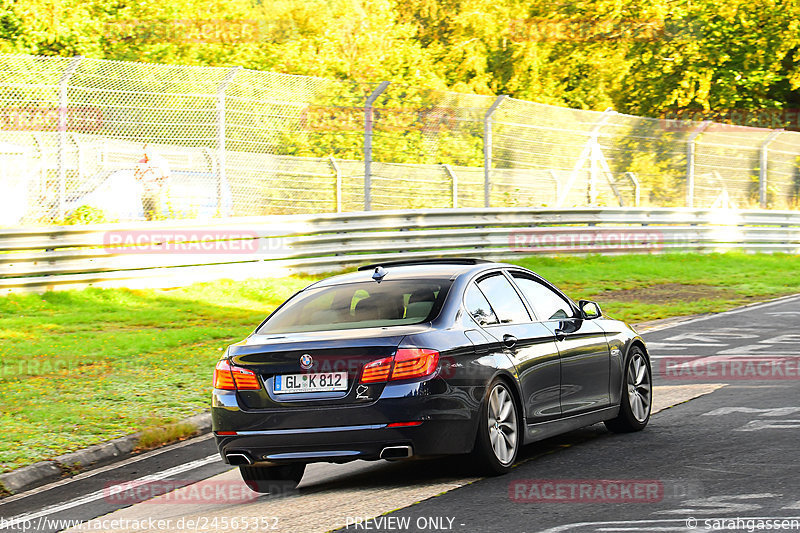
274, 371, 348, 394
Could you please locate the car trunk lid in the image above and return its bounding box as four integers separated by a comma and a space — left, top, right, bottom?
227, 325, 429, 410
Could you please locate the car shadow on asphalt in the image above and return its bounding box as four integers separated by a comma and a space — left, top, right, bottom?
291, 423, 616, 497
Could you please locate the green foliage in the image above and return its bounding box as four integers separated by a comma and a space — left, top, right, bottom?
59, 205, 110, 225
2, 0, 798, 116
624, 0, 800, 117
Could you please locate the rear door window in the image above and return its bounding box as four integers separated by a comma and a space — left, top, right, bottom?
476, 274, 531, 324
465, 283, 499, 326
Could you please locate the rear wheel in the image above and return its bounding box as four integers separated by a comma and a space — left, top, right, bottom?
605, 346, 651, 433
471, 379, 520, 475
239, 463, 306, 494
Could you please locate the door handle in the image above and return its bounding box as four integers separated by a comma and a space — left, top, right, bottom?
502, 334, 518, 349
554, 329, 566, 341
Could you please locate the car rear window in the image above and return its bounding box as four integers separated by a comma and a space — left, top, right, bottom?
256, 279, 453, 334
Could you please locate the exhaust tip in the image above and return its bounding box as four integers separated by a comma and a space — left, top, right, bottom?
226, 452, 253, 466
380, 445, 413, 460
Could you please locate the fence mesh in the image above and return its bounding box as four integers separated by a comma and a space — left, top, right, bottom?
1, 53, 799, 225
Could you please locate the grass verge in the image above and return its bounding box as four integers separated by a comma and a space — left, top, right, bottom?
1, 252, 799, 473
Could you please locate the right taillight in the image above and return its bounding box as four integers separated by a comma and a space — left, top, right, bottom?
213, 359, 261, 390
391, 348, 439, 381
359, 348, 440, 384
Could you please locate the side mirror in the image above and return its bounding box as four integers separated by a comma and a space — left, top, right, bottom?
578, 300, 602, 319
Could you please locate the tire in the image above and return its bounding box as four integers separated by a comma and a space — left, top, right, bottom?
239, 463, 306, 494
470, 379, 521, 475
605, 346, 652, 433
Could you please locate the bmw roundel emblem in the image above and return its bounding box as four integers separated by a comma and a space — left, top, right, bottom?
299, 354, 313, 370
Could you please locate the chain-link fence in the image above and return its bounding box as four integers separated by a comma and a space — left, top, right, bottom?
1, 53, 799, 225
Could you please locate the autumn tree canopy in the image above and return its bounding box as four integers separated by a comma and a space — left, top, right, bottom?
2, 0, 799, 122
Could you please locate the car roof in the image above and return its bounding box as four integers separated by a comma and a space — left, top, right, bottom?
355, 258, 492, 271
310, 260, 516, 289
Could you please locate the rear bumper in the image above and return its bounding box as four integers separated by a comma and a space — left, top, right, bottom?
212, 379, 480, 464
214, 420, 472, 464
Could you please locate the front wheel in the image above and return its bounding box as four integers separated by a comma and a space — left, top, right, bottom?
605, 346, 652, 433
470, 379, 521, 475
239, 463, 306, 494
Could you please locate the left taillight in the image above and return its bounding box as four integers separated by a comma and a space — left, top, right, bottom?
213, 359, 261, 390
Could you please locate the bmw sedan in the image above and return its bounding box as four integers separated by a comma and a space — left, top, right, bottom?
212, 258, 651, 491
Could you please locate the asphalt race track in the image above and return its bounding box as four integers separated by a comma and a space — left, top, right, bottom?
2, 294, 800, 533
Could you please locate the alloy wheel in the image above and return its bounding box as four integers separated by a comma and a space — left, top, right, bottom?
487, 384, 518, 465
627, 352, 651, 423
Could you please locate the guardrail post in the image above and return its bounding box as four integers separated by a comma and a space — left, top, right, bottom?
547, 170, 561, 205
328, 155, 342, 213
57, 56, 83, 221
589, 108, 617, 205
625, 172, 641, 207
759, 130, 783, 208
589, 138, 599, 205
443, 164, 458, 208
484, 95, 508, 208
364, 81, 390, 211
216, 67, 241, 216
558, 108, 615, 206
686, 120, 711, 208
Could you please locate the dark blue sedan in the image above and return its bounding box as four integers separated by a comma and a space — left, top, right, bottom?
212, 259, 651, 492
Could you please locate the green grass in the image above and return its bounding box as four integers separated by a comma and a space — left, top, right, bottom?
513, 252, 800, 322
0, 276, 315, 473
1, 252, 800, 474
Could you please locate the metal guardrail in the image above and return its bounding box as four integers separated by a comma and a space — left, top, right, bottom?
2, 207, 800, 293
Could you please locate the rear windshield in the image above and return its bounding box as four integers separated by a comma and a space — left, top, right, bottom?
256, 279, 452, 334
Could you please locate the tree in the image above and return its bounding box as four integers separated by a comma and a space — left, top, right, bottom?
623, 0, 800, 122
